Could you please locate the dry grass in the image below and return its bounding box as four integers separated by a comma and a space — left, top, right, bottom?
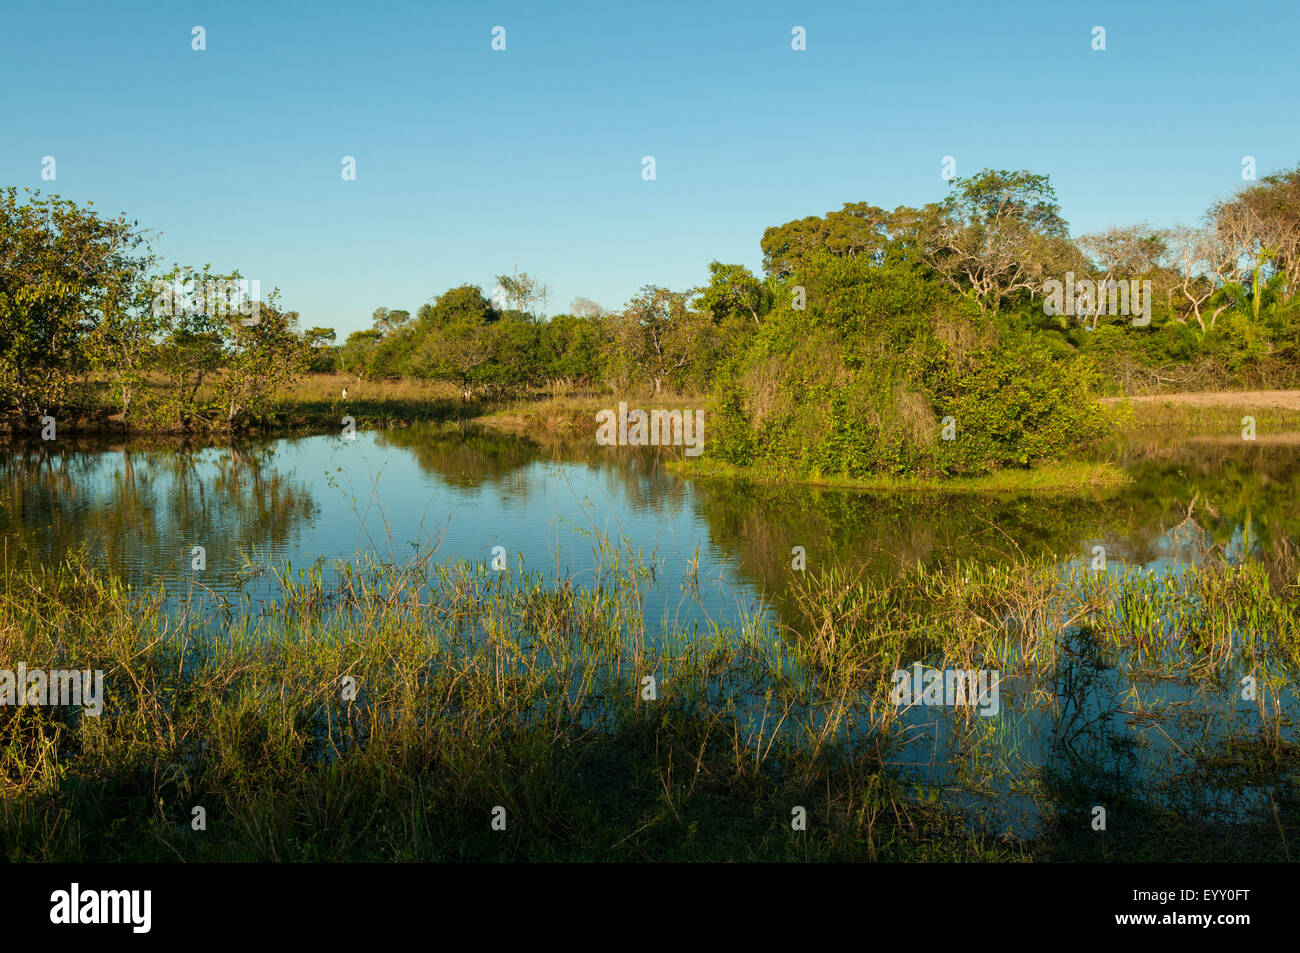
1104, 391, 1300, 437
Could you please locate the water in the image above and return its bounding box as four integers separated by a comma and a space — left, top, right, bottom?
4, 422, 1299, 836
9, 424, 1298, 612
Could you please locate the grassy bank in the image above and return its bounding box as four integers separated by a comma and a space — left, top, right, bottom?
2, 544, 1296, 862
671, 457, 1132, 495
475, 392, 702, 438
269, 373, 489, 430
1104, 391, 1300, 438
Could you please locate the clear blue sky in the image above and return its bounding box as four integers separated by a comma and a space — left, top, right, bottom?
3, 0, 1297, 337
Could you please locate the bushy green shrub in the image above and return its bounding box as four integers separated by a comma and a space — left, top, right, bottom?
710, 256, 1110, 477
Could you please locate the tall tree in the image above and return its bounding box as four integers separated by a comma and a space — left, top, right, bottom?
606, 285, 702, 395
760, 202, 894, 277
922, 169, 1070, 314
0, 188, 151, 419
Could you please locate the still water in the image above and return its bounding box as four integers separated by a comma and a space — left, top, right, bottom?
7, 424, 1298, 618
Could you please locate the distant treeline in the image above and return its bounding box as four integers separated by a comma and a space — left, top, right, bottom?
3, 166, 1298, 473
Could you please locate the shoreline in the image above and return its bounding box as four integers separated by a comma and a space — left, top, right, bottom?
6, 383, 1299, 497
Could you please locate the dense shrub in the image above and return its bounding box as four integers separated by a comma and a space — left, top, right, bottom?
710, 256, 1110, 478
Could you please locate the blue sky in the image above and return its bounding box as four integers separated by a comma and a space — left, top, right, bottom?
3, 0, 1297, 337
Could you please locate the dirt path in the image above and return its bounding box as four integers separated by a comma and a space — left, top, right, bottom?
1099, 390, 1300, 410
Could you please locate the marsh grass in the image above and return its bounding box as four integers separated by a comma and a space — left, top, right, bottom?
2, 534, 1296, 861
787, 554, 1299, 706
784, 552, 1300, 859
0, 540, 1006, 862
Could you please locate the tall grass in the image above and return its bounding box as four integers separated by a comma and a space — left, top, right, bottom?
2, 540, 1296, 861
1, 543, 992, 862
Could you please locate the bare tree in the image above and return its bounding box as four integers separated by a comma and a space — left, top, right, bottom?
1210, 168, 1300, 294
570, 296, 604, 318
1076, 224, 1167, 329
1163, 225, 1235, 333
493, 264, 551, 320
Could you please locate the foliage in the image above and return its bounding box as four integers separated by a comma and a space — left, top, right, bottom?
0, 188, 151, 418
711, 254, 1110, 478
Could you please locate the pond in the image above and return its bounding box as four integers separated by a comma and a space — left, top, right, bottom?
4, 421, 1299, 837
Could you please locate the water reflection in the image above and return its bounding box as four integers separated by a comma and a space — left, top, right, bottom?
2, 422, 1297, 838
1, 440, 316, 589
4, 424, 1299, 625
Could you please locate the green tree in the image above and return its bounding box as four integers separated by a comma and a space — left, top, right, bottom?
151, 264, 238, 428
215, 290, 310, 430
481, 315, 543, 394
760, 202, 895, 277
698, 262, 771, 327
407, 285, 502, 397
338, 329, 382, 376
84, 258, 164, 422
538, 314, 604, 385
604, 285, 704, 395
0, 188, 150, 420
303, 327, 338, 372
922, 169, 1071, 314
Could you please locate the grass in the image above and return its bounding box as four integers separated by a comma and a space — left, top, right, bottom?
269, 373, 492, 431
1106, 397, 1300, 439
1, 535, 1296, 862
672, 457, 1133, 495
0, 545, 1013, 862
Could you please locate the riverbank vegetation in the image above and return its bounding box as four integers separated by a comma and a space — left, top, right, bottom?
4, 163, 1299, 483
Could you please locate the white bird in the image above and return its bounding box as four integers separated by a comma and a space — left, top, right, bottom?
341, 388, 348, 399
